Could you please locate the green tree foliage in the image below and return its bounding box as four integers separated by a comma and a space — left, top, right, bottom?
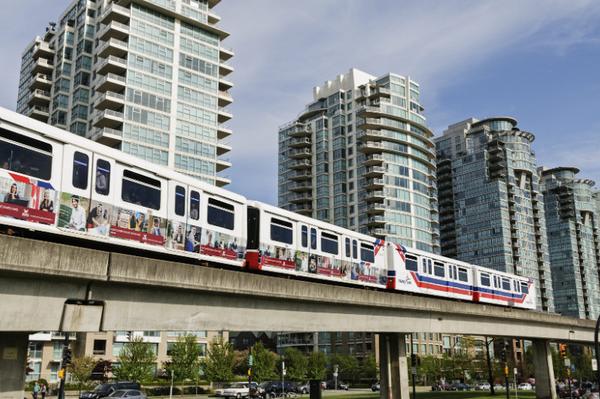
202, 337, 235, 383
283, 348, 308, 382
250, 342, 277, 382
360, 354, 378, 382
164, 334, 203, 382
233, 349, 249, 376
113, 337, 157, 383
307, 352, 328, 380
68, 356, 97, 394
330, 354, 360, 383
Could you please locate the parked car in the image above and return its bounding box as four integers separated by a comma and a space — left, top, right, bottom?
432, 382, 451, 391
80, 382, 141, 399
102, 390, 146, 399
518, 383, 533, 391
297, 382, 310, 394
325, 380, 349, 390
494, 384, 506, 391
259, 381, 298, 397
221, 382, 258, 399
475, 382, 491, 391
371, 382, 380, 392
450, 382, 470, 391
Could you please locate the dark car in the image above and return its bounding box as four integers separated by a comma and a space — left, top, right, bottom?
450, 383, 470, 391
259, 381, 298, 397
325, 380, 349, 390
80, 382, 141, 399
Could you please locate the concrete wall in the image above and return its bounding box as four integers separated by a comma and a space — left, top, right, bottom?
0, 235, 596, 341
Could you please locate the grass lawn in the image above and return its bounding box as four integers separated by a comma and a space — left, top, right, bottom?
325, 391, 537, 399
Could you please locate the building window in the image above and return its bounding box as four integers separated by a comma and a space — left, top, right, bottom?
93, 340, 106, 355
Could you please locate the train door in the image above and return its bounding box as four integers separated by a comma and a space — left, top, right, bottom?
343, 236, 352, 282
111, 164, 167, 246
307, 225, 319, 274
87, 154, 116, 238
245, 206, 260, 269
57, 145, 93, 233
165, 180, 189, 253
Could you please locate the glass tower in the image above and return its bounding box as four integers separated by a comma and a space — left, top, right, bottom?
541, 167, 600, 319
278, 68, 439, 252
436, 117, 554, 312
16, 0, 233, 186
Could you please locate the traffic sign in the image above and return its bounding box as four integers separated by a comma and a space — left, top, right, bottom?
248, 354, 254, 366
592, 358, 598, 371
411, 366, 417, 375
564, 358, 571, 367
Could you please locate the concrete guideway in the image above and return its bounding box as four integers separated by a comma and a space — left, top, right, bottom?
0, 234, 589, 399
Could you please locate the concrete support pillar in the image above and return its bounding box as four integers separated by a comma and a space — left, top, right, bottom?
0, 332, 28, 399
533, 339, 557, 399
378, 333, 409, 399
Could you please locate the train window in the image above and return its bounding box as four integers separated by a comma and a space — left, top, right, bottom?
405, 254, 418, 271
360, 243, 375, 263
458, 267, 468, 282
521, 282, 529, 294
72, 152, 89, 189
480, 273, 490, 287
352, 240, 358, 259
345, 238, 351, 257
207, 198, 235, 230
321, 232, 339, 255
434, 262, 445, 278
271, 218, 293, 244
310, 228, 317, 250
501, 278, 510, 291
122, 170, 161, 210
190, 190, 200, 220
95, 159, 111, 195
301, 225, 308, 248
0, 127, 52, 180
174, 185, 185, 216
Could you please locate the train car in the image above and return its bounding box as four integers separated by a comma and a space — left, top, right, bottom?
0, 107, 247, 268
245, 201, 388, 289
386, 242, 536, 309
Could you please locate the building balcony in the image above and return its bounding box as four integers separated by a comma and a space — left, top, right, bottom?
32, 58, 53, 74
89, 127, 123, 146
289, 123, 311, 137
364, 166, 385, 178
363, 154, 384, 166
31, 73, 52, 90
367, 203, 385, 215
290, 193, 313, 204
215, 175, 231, 187
216, 158, 231, 172
216, 142, 231, 156
290, 148, 311, 159
289, 181, 312, 192
289, 170, 312, 181
219, 62, 234, 77
357, 129, 384, 141
290, 159, 311, 170
26, 105, 49, 122
219, 78, 233, 91
219, 47, 234, 62
365, 178, 384, 190
97, 38, 128, 59
95, 91, 125, 110
218, 90, 233, 107
217, 125, 232, 140
365, 190, 385, 202
359, 141, 384, 154
370, 86, 391, 99
32, 41, 55, 60
370, 228, 386, 237
92, 109, 124, 129
95, 72, 126, 93
100, 3, 131, 25
27, 89, 51, 107
96, 55, 127, 75
289, 137, 311, 148
217, 107, 232, 123
98, 20, 130, 42
367, 216, 386, 227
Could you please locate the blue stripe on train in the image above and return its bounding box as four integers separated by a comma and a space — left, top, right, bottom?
412, 272, 526, 301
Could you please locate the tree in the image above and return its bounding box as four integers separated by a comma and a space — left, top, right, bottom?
113, 337, 156, 383
164, 334, 203, 382
307, 352, 327, 380
360, 354, 378, 382
202, 337, 235, 383
233, 349, 249, 376
283, 348, 308, 382
251, 342, 277, 382
68, 356, 96, 394
330, 354, 360, 383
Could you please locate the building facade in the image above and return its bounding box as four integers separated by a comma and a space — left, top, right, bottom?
278, 68, 439, 252
435, 117, 554, 312
26, 330, 226, 384
17, 0, 233, 186
541, 167, 600, 319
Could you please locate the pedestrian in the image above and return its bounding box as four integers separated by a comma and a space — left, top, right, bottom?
32, 381, 40, 399
40, 383, 47, 399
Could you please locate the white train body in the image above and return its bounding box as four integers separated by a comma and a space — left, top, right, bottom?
0, 108, 536, 310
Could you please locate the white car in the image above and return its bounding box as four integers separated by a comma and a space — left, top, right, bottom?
518, 383, 533, 391
221, 382, 251, 399
475, 383, 491, 391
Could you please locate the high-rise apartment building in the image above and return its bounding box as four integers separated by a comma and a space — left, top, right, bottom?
17, 0, 233, 186
541, 167, 600, 319
435, 117, 554, 312
278, 69, 439, 252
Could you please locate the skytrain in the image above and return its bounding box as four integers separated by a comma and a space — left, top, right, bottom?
0, 107, 536, 310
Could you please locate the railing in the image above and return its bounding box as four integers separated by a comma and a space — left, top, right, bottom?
32, 89, 51, 97
99, 20, 130, 35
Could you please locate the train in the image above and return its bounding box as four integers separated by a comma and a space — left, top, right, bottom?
0, 107, 536, 310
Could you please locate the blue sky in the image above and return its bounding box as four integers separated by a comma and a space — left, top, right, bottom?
1, 0, 599, 204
